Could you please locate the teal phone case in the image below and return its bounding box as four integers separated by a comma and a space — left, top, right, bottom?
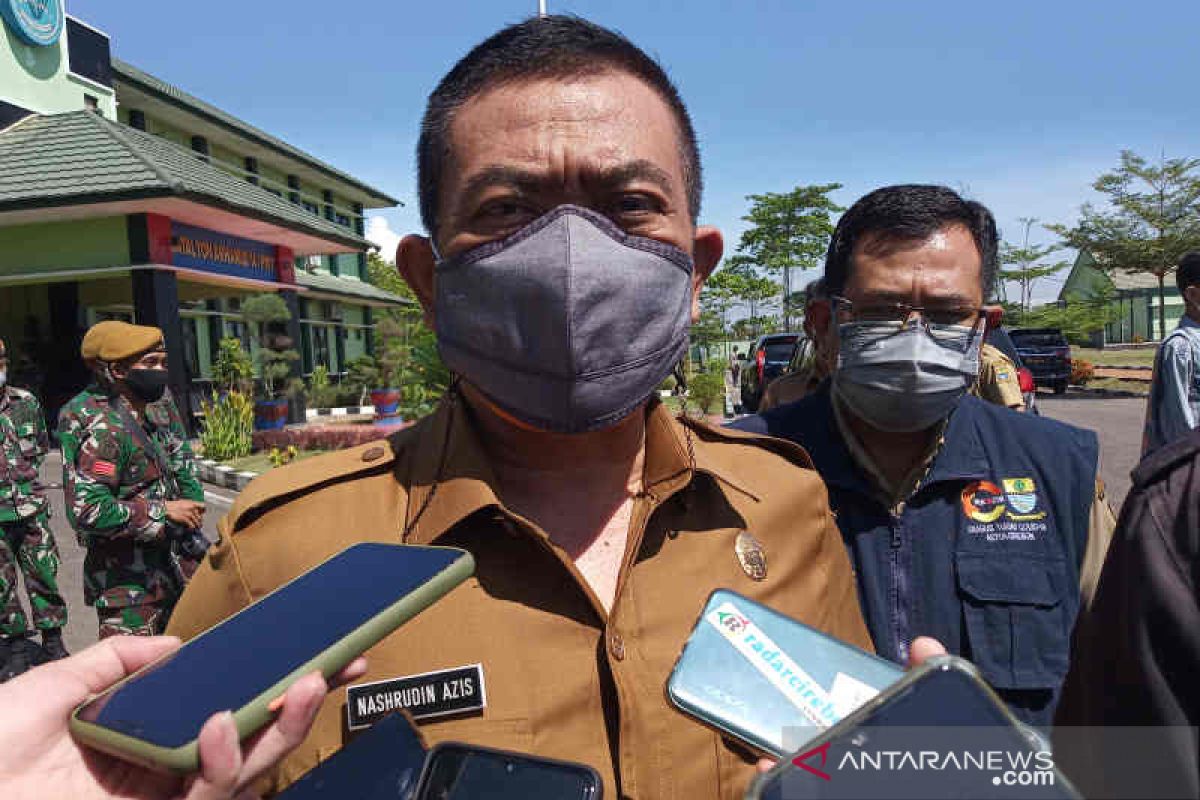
667, 588, 903, 758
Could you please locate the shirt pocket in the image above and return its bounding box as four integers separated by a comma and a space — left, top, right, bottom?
955, 552, 1070, 691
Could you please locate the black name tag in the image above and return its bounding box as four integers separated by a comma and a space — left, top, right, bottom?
345, 664, 486, 731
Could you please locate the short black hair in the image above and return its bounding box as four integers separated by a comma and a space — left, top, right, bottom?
824, 185, 999, 298
417, 15, 702, 238
1176, 252, 1200, 294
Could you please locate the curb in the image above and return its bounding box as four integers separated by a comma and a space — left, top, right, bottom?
196, 458, 259, 491
305, 406, 372, 419
1064, 386, 1147, 400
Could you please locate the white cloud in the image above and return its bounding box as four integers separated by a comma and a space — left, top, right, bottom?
366, 216, 401, 263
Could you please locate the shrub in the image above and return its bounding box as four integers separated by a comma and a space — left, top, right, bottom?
212, 337, 254, 393
686, 371, 726, 416
658, 375, 678, 393
1070, 359, 1095, 386
307, 365, 341, 409
199, 390, 254, 461
268, 445, 299, 468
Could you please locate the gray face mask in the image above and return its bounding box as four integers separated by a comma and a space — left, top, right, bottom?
434, 205, 694, 433
833, 320, 982, 433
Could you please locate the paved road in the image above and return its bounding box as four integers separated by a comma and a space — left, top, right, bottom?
33, 451, 234, 655
16, 391, 1144, 657
1035, 391, 1146, 512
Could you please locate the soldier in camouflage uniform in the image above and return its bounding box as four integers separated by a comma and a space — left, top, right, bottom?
0, 338, 68, 681
59, 322, 209, 639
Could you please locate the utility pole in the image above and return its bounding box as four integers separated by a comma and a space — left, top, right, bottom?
538, 0, 547, 16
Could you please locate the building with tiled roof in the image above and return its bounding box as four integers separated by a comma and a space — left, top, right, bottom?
0, 8, 408, 428
1058, 250, 1183, 345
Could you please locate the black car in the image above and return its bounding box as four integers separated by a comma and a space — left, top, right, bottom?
1009, 328, 1072, 395
739, 332, 803, 412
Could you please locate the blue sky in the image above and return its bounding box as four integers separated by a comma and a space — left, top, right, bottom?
70, 0, 1200, 303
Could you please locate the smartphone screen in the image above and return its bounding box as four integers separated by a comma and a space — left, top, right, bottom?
416, 743, 601, 800
755, 664, 1077, 799
277, 712, 426, 800
77, 543, 466, 749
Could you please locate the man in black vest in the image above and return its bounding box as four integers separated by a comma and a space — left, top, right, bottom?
734, 185, 1114, 727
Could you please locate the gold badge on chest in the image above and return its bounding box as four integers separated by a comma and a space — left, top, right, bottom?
735, 530, 767, 581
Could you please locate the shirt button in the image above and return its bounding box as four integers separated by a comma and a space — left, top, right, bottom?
610, 633, 626, 661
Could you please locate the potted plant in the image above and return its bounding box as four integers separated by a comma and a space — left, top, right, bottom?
241, 293, 303, 431
344, 354, 380, 409
370, 315, 405, 420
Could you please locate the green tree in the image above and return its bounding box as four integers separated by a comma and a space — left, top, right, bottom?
999, 218, 1070, 311
1006, 287, 1119, 346
240, 293, 301, 400
1049, 151, 1200, 338
734, 184, 843, 330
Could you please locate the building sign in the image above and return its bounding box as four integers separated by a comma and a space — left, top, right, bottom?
170, 222, 279, 282
1, 0, 64, 47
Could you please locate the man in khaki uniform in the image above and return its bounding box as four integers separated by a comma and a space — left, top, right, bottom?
975, 342, 1024, 411
169, 16, 871, 799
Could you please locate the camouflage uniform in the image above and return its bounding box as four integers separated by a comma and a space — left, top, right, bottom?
0, 386, 66, 637
59, 386, 207, 638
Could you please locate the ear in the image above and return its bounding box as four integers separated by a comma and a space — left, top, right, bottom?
397, 235, 437, 328
1186, 285, 1200, 309
807, 298, 832, 338
689, 225, 724, 322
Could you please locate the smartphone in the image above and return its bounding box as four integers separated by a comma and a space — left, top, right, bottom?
277, 711, 427, 800
746, 656, 1081, 800
71, 543, 474, 773
414, 742, 602, 800
667, 589, 903, 757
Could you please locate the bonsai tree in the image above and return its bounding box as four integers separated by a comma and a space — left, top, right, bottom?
344, 354, 381, 406
240, 293, 303, 400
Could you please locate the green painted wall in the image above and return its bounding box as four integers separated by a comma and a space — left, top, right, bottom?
0, 217, 129, 274
1, 21, 116, 118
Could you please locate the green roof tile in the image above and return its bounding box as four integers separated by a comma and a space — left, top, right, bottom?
296, 270, 413, 306
0, 111, 371, 250
112, 59, 399, 207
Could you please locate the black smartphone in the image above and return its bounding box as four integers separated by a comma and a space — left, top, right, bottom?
278, 711, 427, 799
71, 543, 474, 772
414, 742, 602, 800
747, 656, 1080, 800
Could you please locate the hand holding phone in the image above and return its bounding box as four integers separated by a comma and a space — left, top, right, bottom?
71, 543, 474, 773
0, 635, 364, 800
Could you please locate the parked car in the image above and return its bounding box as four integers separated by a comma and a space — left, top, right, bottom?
739, 332, 803, 412
986, 326, 1039, 413
1009, 328, 1072, 395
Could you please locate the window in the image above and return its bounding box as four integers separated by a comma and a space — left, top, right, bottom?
244, 156, 259, 186
302, 201, 319, 215
127, 108, 146, 130
181, 317, 201, 381
67, 18, 112, 87
287, 175, 301, 205
336, 213, 351, 228
84, 94, 99, 113
191, 136, 210, 160
312, 326, 331, 369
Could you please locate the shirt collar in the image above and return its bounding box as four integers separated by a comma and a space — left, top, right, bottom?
402, 395, 723, 545
828, 389, 990, 505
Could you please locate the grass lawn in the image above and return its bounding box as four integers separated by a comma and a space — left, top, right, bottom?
1072, 347, 1156, 368
1079, 377, 1150, 395
221, 449, 325, 474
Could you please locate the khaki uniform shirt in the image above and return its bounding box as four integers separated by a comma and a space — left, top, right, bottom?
974, 344, 1024, 411
168, 396, 872, 798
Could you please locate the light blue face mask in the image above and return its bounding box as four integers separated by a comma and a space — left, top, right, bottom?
833, 320, 982, 433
